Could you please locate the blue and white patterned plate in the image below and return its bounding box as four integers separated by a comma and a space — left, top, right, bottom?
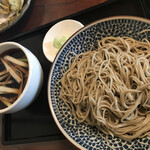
48, 16, 150, 150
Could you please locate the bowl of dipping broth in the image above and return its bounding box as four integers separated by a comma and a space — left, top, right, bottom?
0, 42, 43, 114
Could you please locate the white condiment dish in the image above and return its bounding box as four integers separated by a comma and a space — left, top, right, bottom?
0, 42, 43, 114
42, 19, 84, 62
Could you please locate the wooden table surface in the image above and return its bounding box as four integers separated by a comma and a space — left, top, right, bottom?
0, 0, 108, 150
0, 0, 107, 42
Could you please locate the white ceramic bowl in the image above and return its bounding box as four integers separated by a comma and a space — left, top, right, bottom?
43, 19, 84, 62
0, 42, 43, 114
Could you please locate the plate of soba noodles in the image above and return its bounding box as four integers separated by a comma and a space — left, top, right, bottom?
48, 16, 150, 150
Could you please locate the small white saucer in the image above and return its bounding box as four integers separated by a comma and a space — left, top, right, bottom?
42, 19, 84, 62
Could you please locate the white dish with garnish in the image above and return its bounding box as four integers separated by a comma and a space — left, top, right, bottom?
42, 19, 84, 62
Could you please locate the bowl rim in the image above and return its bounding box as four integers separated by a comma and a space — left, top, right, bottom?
48, 15, 150, 149
0, 0, 31, 33
0, 41, 31, 113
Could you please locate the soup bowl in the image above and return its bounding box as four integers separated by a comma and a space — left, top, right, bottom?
0, 42, 43, 114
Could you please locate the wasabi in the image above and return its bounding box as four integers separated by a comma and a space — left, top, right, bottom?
53, 36, 68, 51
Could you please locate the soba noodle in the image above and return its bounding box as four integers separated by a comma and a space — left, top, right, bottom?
60, 36, 150, 141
